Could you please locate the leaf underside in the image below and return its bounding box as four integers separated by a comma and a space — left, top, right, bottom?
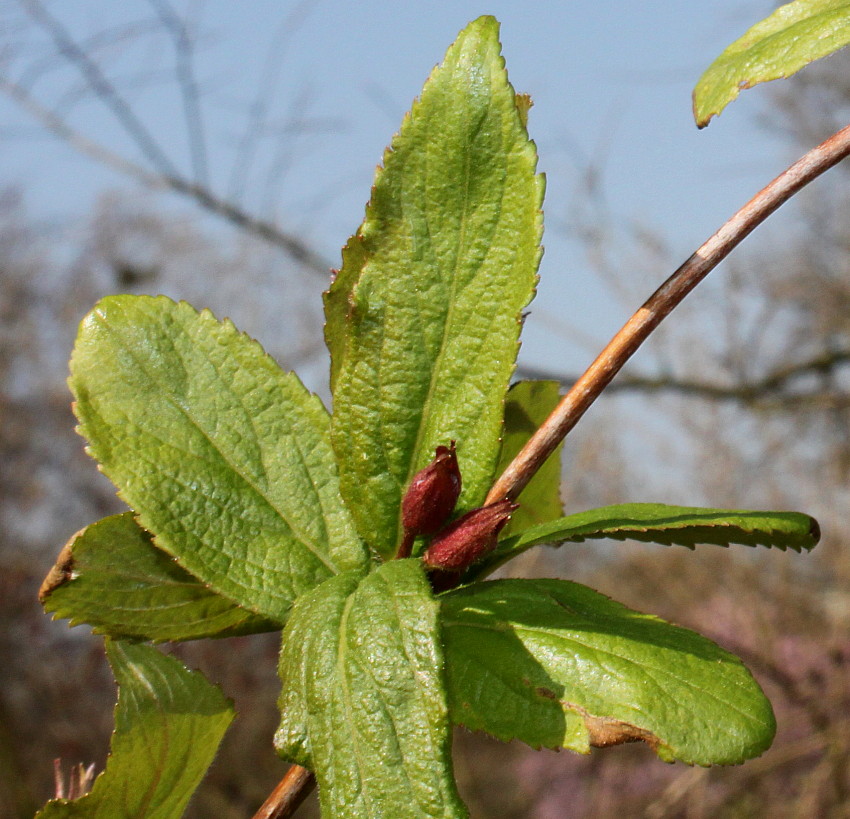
70, 295, 367, 621
694, 0, 850, 126
36, 640, 233, 818
441, 578, 776, 766
327, 14, 544, 559
276, 560, 467, 818
475, 502, 820, 578
40, 513, 281, 642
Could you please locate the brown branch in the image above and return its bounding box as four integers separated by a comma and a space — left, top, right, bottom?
146, 0, 209, 186
488, 121, 850, 505
515, 347, 850, 405
0, 75, 332, 275
21, 0, 179, 178
252, 764, 316, 819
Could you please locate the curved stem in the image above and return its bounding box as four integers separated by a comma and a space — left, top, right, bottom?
395, 529, 416, 560
487, 121, 850, 505
252, 764, 316, 819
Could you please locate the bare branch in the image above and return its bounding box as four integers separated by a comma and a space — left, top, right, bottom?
252, 764, 316, 819
20, 0, 178, 177
260, 85, 314, 216
516, 347, 850, 406
0, 72, 161, 181
488, 121, 850, 505
0, 74, 332, 274
15, 19, 161, 95
226, 0, 318, 205
146, 0, 209, 185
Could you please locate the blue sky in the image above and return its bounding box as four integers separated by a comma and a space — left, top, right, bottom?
0, 1, 786, 374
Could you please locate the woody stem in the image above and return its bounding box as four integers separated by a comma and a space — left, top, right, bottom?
486, 120, 850, 506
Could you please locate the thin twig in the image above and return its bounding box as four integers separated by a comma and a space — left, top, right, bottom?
147, 0, 209, 186
487, 121, 850, 505
226, 0, 318, 204
15, 19, 160, 94
252, 764, 316, 819
515, 347, 850, 405
21, 0, 179, 177
0, 75, 332, 274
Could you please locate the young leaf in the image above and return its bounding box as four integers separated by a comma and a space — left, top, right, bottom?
694, 0, 850, 127
496, 380, 563, 536
36, 640, 233, 817
441, 579, 775, 766
473, 502, 820, 578
40, 513, 281, 642
275, 560, 467, 819
70, 295, 368, 621
328, 15, 544, 559
324, 233, 368, 393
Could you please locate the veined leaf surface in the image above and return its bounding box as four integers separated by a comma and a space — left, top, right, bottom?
328, 15, 544, 558
474, 502, 819, 578
442, 579, 775, 765
275, 560, 467, 818
70, 295, 368, 621
40, 514, 280, 642
694, 0, 850, 126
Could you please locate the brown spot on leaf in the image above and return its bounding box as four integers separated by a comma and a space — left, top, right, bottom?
562, 699, 661, 752
584, 715, 660, 751
38, 533, 79, 602
531, 685, 661, 751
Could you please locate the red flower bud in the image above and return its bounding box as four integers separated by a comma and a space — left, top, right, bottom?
401, 441, 462, 536
423, 499, 518, 572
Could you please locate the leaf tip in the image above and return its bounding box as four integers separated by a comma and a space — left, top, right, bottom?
692, 90, 715, 129
469, 13, 500, 33
808, 515, 821, 546
39, 535, 78, 604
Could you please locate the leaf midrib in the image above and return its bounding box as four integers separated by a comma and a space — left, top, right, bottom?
443, 615, 763, 728
334, 592, 378, 817
503, 509, 809, 553
90, 310, 338, 575
395, 90, 493, 552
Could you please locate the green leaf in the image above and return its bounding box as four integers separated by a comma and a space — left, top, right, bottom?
324, 234, 369, 393
694, 0, 850, 127
474, 502, 820, 578
40, 513, 281, 642
275, 560, 467, 819
496, 380, 563, 536
441, 579, 775, 765
328, 15, 544, 559
70, 295, 368, 621
37, 640, 233, 818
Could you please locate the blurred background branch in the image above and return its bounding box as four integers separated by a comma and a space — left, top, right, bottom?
518, 345, 850, 407
2, 0, 332, 273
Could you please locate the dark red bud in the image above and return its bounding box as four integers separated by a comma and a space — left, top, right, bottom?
401, 441, 462, 536
423, 499, 518, 572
